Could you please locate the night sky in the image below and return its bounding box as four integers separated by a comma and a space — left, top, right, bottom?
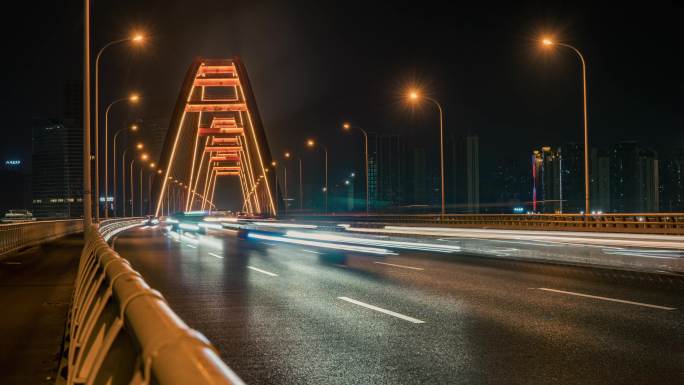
3, 1, 682, 201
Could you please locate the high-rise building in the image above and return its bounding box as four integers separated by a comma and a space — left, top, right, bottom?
490, 157, 531, 212
368, 133, 406, 209
559, 143, 582, 212
141, 118, 168, 162
31, 119, 83, 218
411, 147, 428, 205
609, 142, 659, 212
661, 148, 684, 212
532, 146, 561, 213
590, 148, 611, 212
448, 134, 479, 213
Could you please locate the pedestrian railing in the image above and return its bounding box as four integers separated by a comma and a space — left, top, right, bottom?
0, 219, 83, 258
61, 219, 244, 385
285, 213, 684, 235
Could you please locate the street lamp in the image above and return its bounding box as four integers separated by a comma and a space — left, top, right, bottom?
113, 123, 138, 216
94, 32, 144, 221
343, 122, 369, 214
122, 143, 144, 217
541, 37, 590, 215
103, 94, 139, 218
284, 151, 303, 211
271, 161, 278, 213
306, 139, 328, 214
407, 89, 446, 216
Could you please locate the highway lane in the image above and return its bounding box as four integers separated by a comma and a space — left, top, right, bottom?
114, 226, 684, 384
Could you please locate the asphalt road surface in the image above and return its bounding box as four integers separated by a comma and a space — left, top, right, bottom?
113, 226, 684, 385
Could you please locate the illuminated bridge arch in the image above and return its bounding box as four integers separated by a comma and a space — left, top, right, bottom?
153, 58, 277, 216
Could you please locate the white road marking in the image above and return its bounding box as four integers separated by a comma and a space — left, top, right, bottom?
185, 244, 197, 249
373, 261, 424, 271
302, 249, 321, 254
208, 252, 224, 259
247, 266, 278, 277
338, 296, 425, 324
3, 262, 21, 265
537, 287, 676, 311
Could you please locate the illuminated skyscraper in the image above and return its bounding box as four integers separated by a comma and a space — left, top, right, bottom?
532, 146, 561, 213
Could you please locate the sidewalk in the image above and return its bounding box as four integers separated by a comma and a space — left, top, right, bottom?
0, 234, 83, 384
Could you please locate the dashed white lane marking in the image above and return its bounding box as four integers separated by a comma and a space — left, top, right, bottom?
302, 249, 321, 254
185, 244, 197, 249
208, 252, 223, 259
537, 287, 676, 311
337, 296, 425, 324
373, 261, 424, 271
247, 266, 278, 277
3, 262, 21, 265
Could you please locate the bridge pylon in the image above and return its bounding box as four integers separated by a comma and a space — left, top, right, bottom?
152, 58, 277, 217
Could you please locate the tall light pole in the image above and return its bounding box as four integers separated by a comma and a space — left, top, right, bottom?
104, 94, 139, 218
408, 90, 445, 216
284, 152, 303, 211
113, 124, 138, 216
270, 161, 278, 213
343, 122, 369, 214
83, 0, 92, 229
94, 33, 144, 222
542, 37, 590, 215
123, 142, 144, 217
306, 139, 328, 214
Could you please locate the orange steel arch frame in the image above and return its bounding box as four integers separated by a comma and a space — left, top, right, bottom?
153, 58, 278, 217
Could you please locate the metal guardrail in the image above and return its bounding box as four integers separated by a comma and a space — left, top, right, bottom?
285, 213, 684, 235
60, 219, 244, 385
0, 219, 83, 258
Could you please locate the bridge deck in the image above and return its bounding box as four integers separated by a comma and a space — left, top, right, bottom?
0, 234, 82, 384
112, 226, 683, 384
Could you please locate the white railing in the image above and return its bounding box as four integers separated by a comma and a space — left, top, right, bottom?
0, 219, 83, 257
60, 219, 244, 385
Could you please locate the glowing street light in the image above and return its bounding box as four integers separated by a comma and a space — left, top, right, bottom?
406, 88, 446, 216
306, 138, 329, 214
540, 36, 590, 215
136, 142, 144, 150
112, 123, 140, 216
94, 32, 146, 221
102, 93, 140, 218
284, 151, 303, 211
342, 121, 369, 214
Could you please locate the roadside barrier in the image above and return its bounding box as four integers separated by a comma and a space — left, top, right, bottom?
60, 219, 244, 385
0, 219, 83, 258
284, 213, 684, 235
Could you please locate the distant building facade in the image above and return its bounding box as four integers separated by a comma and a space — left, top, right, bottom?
532, 146, 562, 213
31, 119, 83, 218
448, 134, 480, 213
368, 133, 406, 209
609, 142, 659, 213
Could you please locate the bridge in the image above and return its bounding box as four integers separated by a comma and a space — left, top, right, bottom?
2, 59, 683, 385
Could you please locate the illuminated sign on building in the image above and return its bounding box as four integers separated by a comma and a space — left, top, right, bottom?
5, 160, 21, 166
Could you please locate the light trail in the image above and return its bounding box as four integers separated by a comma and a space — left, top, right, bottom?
285, 230, 461, 253
247, 233, 395, 255
339, 225, 684, 250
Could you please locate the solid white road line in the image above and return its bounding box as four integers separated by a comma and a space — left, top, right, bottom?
302, 249, 321, 254
373, 261, 424, 271
185, 244, 197, 249
338, 296, 425, 324
247, 266, 278, 277
537, 287, 676, 311
208, 252, 224, 259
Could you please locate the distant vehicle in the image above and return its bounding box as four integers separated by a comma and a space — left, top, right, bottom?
2, 209, 36, 223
